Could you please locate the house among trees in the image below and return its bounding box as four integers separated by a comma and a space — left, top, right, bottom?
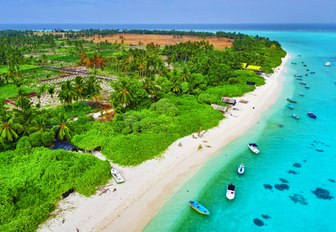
221, 97, 237, 106
241, 63, 262, 72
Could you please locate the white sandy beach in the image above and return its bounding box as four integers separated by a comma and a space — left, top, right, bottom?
39, 54, 290, 232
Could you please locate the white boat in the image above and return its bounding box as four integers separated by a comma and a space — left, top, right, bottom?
237, 164, 245, 175
226, 183, 236, 200
248, 143, 260, 154
111, 168, 125, 184
325, 62, 331, 67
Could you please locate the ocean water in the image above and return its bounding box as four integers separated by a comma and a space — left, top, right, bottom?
144, 31, 336, 231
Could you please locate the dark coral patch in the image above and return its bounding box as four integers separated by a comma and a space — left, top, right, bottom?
293, 163, 302, 168
264, 184, 273, 190
253, 218, 264, 227
289, 194, 308, 205
279, 178, 289, 183
274, 184, 289, 191
328, 179, 335, 183
288, 170, 298, 175
312, 188, 334, 200
261, 214, 271, 220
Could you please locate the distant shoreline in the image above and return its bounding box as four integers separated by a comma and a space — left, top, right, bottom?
1, 23, 336, 32
38, 54, 290, 232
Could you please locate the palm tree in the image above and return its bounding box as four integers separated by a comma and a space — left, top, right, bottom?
48, 86, 55, 98
53, 112, 73, 141
84, 76, 101, 100
0, 113, 22, 145
58, 80, 77, 105
74, 76, 85, 100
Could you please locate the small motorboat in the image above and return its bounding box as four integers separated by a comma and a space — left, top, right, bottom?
305, 85, 310, 89
294, 74, 303, 77
226, 183, 236, 200
111, 168, 125, 184
310, 72, 316, 74
292, 114, 300, 120
325, 61, 331, 67
299, 82, 307, 85
278, 123, 284, 128
248, 143, 260, 154
291, 62, 297, 65
299, 93, 304, 97
287, 98, 297, 103
237, 164, 245, 175
307, 112, 317, 119
189, 201, 210, 215
287, 104, 294, 109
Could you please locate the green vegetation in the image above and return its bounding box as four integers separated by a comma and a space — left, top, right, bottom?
0, 148, 110, 232
0, 29, 286, 231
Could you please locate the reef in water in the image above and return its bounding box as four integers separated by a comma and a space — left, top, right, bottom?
293, 163, 302, 168
274, 184, 290, 191
253, 218, 264, 227
312, 188, 334, 200
288, 170, 298, 175
279, 178, 289, 183
261, 214, 271, 220
289, 194, 308, 205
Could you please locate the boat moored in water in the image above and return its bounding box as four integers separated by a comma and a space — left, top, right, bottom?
189, 201, 210, 215
287, 104, 294, 109
287, 98, 297, 103
226, 183, 236, 200
325, 61, 331, 66
299, 93, 304, 96
248, 143, 260, 154
307, 112, 317, 119
237, 164, 245, 175
292, 114, 300, 120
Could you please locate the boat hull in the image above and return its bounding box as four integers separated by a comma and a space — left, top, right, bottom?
189, 201, 210, 215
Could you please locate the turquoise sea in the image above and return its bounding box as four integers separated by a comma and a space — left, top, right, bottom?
144, 31, 336, 231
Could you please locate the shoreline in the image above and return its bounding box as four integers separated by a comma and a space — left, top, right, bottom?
39, 54, 290, 232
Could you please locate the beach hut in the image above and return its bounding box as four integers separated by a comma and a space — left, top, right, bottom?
221, 97, 237, 106
211, 104, 228, 113
246, 65, 261, 72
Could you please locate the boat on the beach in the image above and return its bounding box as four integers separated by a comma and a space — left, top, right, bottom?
325, 61, 331, 66
226, 183, 236, 200
292, 114, 300, 120
237, 164, 245, 175
287, 98, 297, 103
307, 112, 317, 119
287, 104, 294, 109
188, 201, 210, 215
248, 143, 260, 154
111, 168, 125, 184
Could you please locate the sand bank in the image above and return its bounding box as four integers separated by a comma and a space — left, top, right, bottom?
39, 54, 290, 232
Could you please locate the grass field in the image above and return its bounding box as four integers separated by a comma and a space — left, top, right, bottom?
0, 65, 40, 74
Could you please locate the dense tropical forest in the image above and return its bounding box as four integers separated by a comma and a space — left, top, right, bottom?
0, 29, 286, 231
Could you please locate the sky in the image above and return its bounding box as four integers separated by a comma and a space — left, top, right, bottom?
1, 0, 336, 24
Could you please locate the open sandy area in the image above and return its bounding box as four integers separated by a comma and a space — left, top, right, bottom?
39, 54, 290, 232
87, 33, 233, 50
